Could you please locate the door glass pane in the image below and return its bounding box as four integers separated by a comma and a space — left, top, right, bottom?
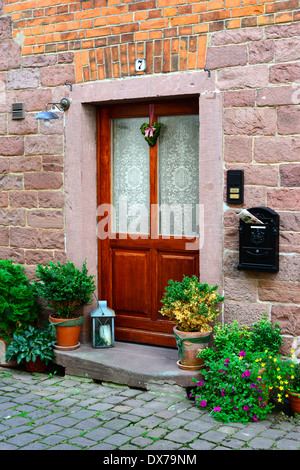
112, 117, 150, 234
158, 114, 199, 237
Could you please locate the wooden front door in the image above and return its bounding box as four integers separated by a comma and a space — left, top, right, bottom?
97, 99, 200, 347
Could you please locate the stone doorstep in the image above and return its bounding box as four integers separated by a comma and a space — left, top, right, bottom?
54, 341, 202, 394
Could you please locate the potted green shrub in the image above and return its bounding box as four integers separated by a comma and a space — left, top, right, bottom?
284, 357, 300, 415
34, 259, 96, 350
244, 350, 300, 416
160, 275, 224, 370
5, 325, 56, 372
248, 315, 283, 354
0, 259, 41, 366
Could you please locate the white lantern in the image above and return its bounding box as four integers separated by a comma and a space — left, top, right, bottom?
91, 301, 115, 348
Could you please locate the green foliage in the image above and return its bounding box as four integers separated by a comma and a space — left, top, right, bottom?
289, 362, 300, 394
190, 318, 291, 423
0, 259, 41, 343
160, 275, 224, 332
212, 320, 252, 354
5, 325, 56, 365
250, 315, 282, 354
190, 350, 274, 423
200, 316, 283, 363
34, 259, 96, 318
249, 350, 300, 403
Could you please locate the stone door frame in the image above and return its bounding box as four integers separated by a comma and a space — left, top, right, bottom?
64, 71, 223, 341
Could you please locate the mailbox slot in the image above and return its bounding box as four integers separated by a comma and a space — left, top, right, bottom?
238, 207, 279, 272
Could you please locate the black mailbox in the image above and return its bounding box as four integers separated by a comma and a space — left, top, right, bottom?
238, 207, 279, 273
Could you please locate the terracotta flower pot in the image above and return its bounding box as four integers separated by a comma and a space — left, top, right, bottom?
49, 315, 84, 351
173, 326, 211, 370
25, 357, 48, 373
288, 391, 300, 415
0, 339, 17, 368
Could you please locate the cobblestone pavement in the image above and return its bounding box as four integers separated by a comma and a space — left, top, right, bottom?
0, 368, 300, 452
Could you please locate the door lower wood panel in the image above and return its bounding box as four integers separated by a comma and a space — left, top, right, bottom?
112, 249, 151, 316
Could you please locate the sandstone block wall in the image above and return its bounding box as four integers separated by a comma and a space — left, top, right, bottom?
0, 0, 299, 353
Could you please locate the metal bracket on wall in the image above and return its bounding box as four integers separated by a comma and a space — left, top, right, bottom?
65, 81, 73, 91
204, 66, 211, 77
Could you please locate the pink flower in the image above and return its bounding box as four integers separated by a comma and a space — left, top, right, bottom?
200, 400, 207, 407
243, 405, 249, 411
239, 351, 246, 357
221, 388, 226, 396
197, 380, 204, 387
242, 370, 251, 378
214, 406, 221, 412
252, 414, 258, 421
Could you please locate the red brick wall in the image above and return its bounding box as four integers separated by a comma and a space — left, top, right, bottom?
5, 0, 300, 80
0, 0, 300, 351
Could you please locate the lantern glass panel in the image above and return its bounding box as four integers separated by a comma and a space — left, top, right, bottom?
93, 317, 114, 348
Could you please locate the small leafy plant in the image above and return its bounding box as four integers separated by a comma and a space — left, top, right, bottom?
250, 349, 300, 405
34, 259, 96, 318
251, 351, 291, 403
5, 325, 56, 366
200, 316, 283, 363
190, 318, 290, 423
209, 320, 252, 356
0, 259, 41, 343
249, 315, 282, 354
190, 350, 274, 423
160, 276, 224, 332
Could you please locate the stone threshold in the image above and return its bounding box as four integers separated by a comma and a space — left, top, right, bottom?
54, 341, 203, 395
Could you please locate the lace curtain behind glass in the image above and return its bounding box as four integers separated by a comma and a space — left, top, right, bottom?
158, 114, 199, 237
112, 117, 150, 234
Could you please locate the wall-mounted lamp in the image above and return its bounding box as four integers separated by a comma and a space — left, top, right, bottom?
34, 97, 71, 127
